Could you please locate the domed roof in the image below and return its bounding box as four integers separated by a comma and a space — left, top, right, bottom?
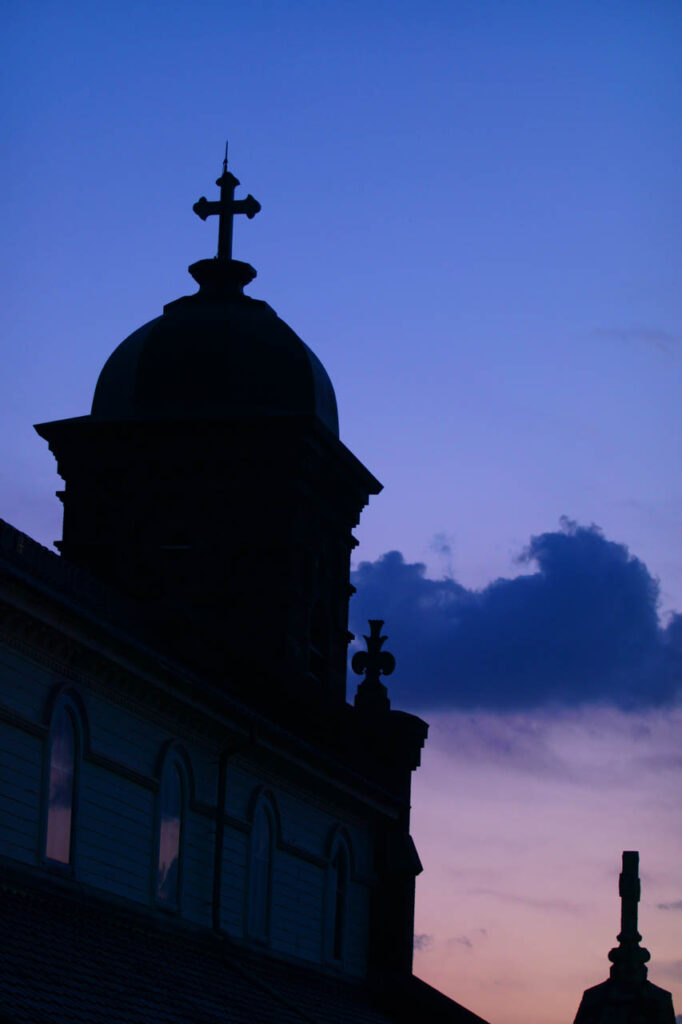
91, 259, 339, 437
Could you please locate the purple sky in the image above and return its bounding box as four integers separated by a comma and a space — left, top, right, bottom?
411, 706, 682, 1024
3, 3, 681, 1022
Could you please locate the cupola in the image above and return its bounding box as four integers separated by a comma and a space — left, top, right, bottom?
36, 151, 380, 713
91, 152, 338, 434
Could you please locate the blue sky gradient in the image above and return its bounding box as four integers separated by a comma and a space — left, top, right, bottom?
2, 5, 681, 1021
3, 0, 681, 609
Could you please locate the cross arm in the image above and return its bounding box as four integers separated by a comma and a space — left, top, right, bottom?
193, 197, 219, 221
233, 195, 261, 219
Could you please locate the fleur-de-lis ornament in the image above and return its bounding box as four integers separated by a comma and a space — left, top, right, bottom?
352, 619, 394, 713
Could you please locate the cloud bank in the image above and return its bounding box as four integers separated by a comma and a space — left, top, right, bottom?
349, 520, 682, 711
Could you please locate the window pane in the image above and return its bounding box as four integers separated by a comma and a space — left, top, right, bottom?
157, 762, 183, 904
45, 705, 76, 864
249, 805, 272, 938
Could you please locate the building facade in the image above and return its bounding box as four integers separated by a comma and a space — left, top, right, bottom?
0, 157, 487, 1023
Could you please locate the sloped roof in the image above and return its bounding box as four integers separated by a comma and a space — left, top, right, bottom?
573, 978, 676, 1024
0, 865, 488, 1024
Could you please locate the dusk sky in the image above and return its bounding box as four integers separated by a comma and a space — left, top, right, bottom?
3, 3, 681, 1023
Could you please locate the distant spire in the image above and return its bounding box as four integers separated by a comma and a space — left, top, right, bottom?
573, 852, 676, 1024
608, 851, 650, 985
193, 147, 261, 262
352, 619, 394, 713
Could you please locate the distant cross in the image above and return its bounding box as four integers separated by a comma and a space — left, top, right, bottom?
608, 850, 650, 984
618, 851, 641, 945
193, 144, 261, 261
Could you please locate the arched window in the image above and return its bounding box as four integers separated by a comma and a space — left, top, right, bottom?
326, 837, 350, 963
44, 699, 81, 866
156, 756, 186, 907
247, 799, 275, 940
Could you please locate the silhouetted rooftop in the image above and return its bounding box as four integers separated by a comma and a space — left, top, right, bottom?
0, 863, 488, 1024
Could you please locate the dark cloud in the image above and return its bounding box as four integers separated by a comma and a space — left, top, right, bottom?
413, 933, 434, 952
445, 929, 488, 952
349, 520, 682, 711
657, 900, 682, 912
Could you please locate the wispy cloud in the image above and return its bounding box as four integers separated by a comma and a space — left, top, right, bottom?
445, 929, 488, 952
593, 327, 680, 354
429, 532, 455, 578
413, 933, 434, 952
657, 900, 682, 912
425, 706, 682, 789
471, 888, 582, 915
431, 712, 576, 779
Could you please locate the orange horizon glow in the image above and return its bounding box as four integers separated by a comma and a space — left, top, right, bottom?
410, 706, 682, 1024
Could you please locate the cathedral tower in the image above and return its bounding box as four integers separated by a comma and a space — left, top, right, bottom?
36, 154, 380, 715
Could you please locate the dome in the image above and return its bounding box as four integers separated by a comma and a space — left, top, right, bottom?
91, 259, 339, 437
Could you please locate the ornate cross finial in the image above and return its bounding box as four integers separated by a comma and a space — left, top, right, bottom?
608, 851, 650, 986
619, 851, 641, 942
193, 144, 261, 262
352, 619, 395, 713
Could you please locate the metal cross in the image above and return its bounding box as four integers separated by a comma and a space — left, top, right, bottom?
607, 849, 650, 985
193, 145, 261, 262
618, 850, 641, 945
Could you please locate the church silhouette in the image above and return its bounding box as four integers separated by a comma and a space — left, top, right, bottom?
0, 153, 675, 1024
0, 151, 488, 1023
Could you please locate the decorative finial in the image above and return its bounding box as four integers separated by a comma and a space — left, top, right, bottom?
193, 148, 261, 262
608, 851, 650, 985
352, 619, 395, 713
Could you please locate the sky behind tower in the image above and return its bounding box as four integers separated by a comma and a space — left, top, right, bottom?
2, 3, 681, 1023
